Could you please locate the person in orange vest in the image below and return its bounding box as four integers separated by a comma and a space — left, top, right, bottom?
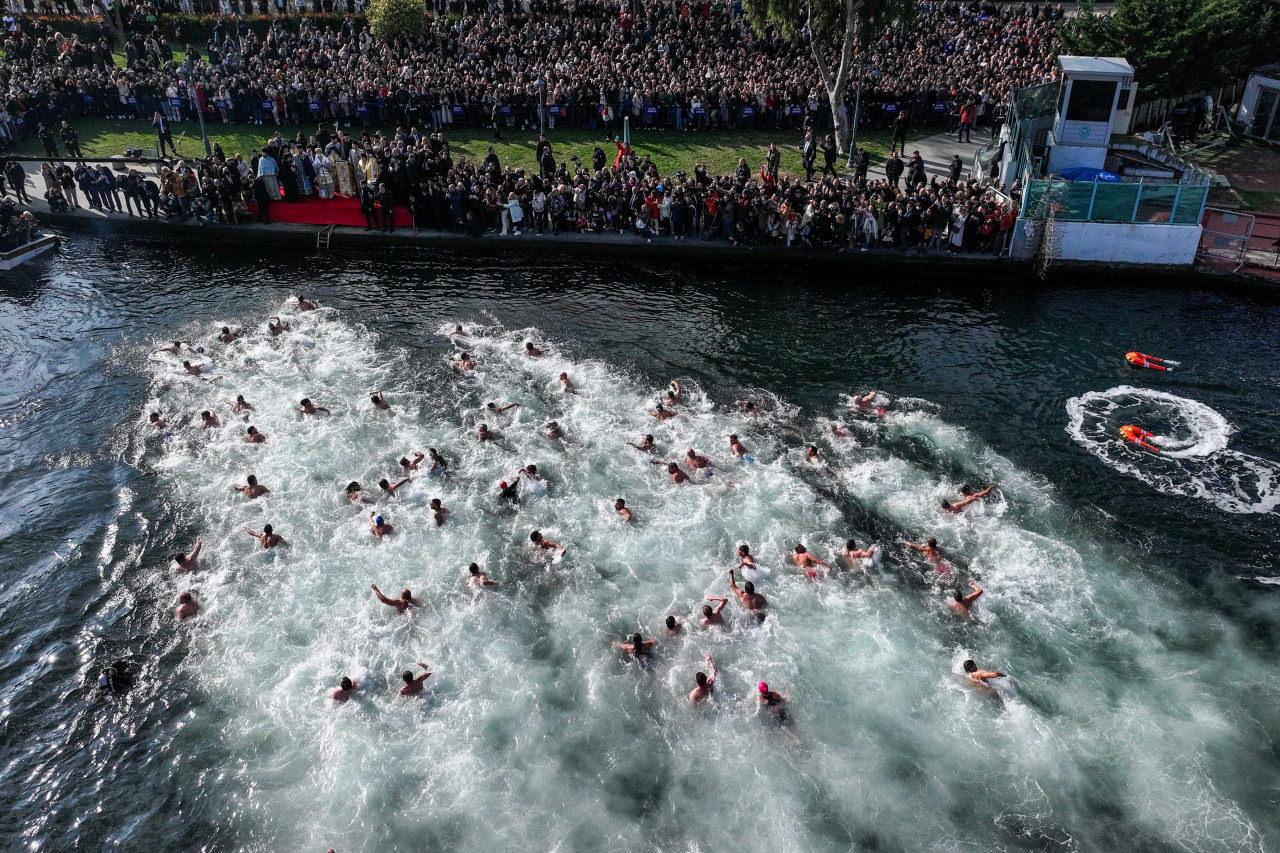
1120, 425, 1161, 453
1125, 351, 1179, 371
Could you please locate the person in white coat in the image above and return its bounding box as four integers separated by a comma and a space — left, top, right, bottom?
502, 192, 523, 236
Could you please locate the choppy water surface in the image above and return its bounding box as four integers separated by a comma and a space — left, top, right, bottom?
2, 236, 1279, 852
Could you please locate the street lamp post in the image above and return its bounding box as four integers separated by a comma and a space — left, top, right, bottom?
537, 76, 546, 136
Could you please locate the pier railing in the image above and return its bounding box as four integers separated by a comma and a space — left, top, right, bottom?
1020, 179, 1209, 225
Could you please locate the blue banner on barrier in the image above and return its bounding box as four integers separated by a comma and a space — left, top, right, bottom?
450, 104, 465, 115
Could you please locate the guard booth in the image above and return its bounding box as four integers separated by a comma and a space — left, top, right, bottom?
1047, 56, 1136, 173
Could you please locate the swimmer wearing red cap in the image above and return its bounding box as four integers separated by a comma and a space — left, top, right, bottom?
1120, 425, 1160, 453
498, 478, 520, 502
757, 681, 789, 722
1125, 352, 1178, 371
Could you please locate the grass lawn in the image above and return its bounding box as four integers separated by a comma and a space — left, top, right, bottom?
1236, 189, 1280, 215
14, 117, 904, 178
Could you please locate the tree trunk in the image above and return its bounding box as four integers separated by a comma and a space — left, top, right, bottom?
826, 85, 849, 156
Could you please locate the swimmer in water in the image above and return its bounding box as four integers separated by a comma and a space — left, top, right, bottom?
487, 401, 520, 415
736, 399, 761, 417
148, 412, 167, 430
627, 434, 656, 453
685, 448, 712, 471
243, 425, 266, 443
244, 524, 287, 549
182, 360, 204, 377
667, 380, 683, 403
371, 583, 419, 612
652, 461, 690, 484
468, 563, 498, 587
792, 544, 833, 578
427, 448, 448, 474
497, 479, 520, 503
299, 398, 330, 416
529, 530, 566, 555
804, 444, 836, 476
737, 544, 758, 570
379, 476, 411, 496
331, 676, 359, 702
545, 421, 565, 442
268, 316, 287, 336
175, 591, 199, 620
851, 390, 878, 409
841, 539, 876, 571
448, 324, 466, 339
729, 569, 767, 617
1125, 351, 1177, 371
904, 537, 949, 573
613, 632, 656, 658
155, 340, 189, 355
1120, 425, 1161, 453
454, 351, 476, 371
218, 326, 241, 344
345, 481, 370, 503
962, 658, 1005, 687
230, 395, 253, 414
399, 452, 425, 474
830, 422, 851, 438
235, 474, 269, 499
614, 498, 632, 522
664, 615, 684, 636
942, 485, 994, 513
200, 410, 220, 429
728, 434, 749, 458
524, 341, 544, 357
399, 662, 432, 696
295, 296, 318, 311
949, 581, 984, 618
701, 596, 728, 628
476, 423, 495, 443
172, 539, 202, 573
651, 401, 675, 420
757, 681, 789, 721
689, 654, 717, 704
370, 391, 391, 411
429, 498, 449, 526
369, 512, 395, 538
558, 372, 576, 394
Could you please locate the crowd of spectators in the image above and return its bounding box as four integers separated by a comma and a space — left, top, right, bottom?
0, 0, 1061, 143
5, 119, 1018, 255
0, 0, 1044, 255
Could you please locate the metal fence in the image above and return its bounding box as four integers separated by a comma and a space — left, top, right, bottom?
1020, 179, 1208, 225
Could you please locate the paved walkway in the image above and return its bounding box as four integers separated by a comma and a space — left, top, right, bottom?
867, 127, 994, 181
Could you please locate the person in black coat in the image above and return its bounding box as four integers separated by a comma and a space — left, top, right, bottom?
359, 183, 377, 230
377, 183, 395, 232
884, 153, 904, 189
253, 176, 272, 223
820, 135, 838, 177
949, 154, 963, 185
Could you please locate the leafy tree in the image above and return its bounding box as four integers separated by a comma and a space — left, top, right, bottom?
1062, 0, 1278, 99
743, 0, 913, 156
368, 0, 426, 43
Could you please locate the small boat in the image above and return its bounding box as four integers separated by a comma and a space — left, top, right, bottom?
0, 234, 58, 270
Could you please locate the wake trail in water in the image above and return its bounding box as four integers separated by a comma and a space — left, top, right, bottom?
1066, 386, 1280, 515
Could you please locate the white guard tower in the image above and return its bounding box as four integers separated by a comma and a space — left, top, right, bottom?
1048, 56, 1136, 174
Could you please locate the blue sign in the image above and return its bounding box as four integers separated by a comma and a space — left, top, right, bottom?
309, 100, 321, 112
450, 104, 465, 115
261, 99, 274, 111
127, 96, 138, 105
644, 105, 658, 117
169, 97, 181, 107
215, 99, 229, 110
691, 106, 706, 116
883, 103, 897, 112
788, 105, 804, 116
933, 101, 947, 113
82, 94, 94, 103
356, 104, 369, 115
499, 105, 513, 116
741, 106, 755, 118
547, 105, 561, 117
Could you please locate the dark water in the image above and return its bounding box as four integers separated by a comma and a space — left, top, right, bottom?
1, 234, 1277, 851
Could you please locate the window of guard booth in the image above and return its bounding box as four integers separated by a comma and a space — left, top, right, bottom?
1066, 80, 1117, 123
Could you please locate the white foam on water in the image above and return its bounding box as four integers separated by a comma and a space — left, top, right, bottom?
140, 312, 1268, 852
1065, 386, 1280, 514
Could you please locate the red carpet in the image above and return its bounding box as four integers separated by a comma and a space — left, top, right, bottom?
248, 195, 413, 228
